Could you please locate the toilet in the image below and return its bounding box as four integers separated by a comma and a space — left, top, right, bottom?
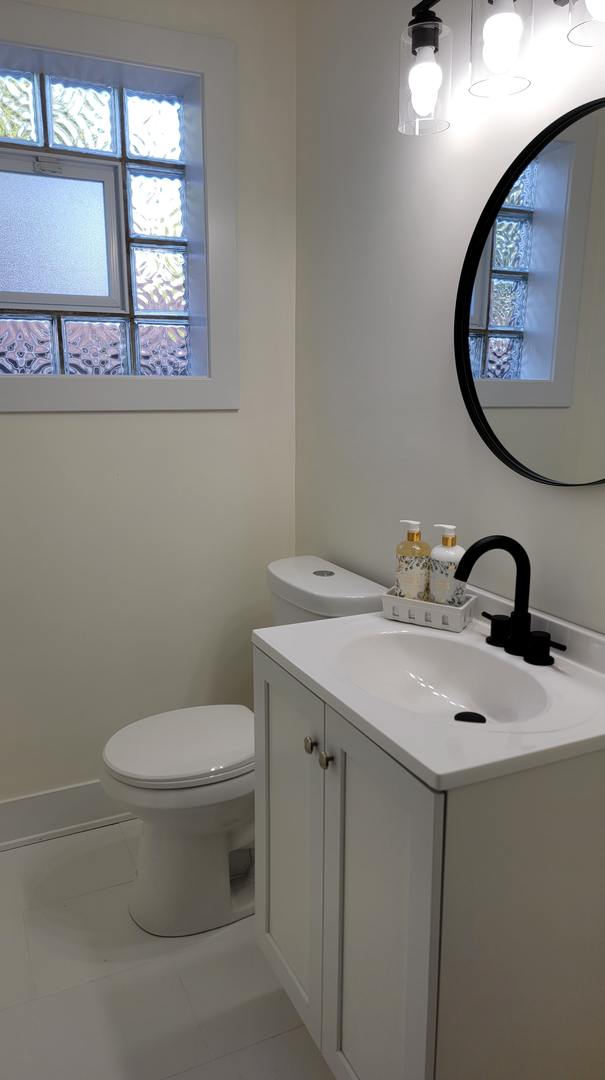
101, 556, 386, 937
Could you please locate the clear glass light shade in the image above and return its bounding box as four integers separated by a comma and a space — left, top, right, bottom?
469, 0, 533, 97
567, 0, 605, 45
399, 26, 452, 135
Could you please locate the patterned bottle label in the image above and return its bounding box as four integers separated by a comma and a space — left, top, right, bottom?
396, 555, 428, 600
429, 557, 466, 607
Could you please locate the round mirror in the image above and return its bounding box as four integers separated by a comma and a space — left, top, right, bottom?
455, 100, 605, 487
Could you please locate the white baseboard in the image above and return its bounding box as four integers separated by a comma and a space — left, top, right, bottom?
0, 780, 131, 851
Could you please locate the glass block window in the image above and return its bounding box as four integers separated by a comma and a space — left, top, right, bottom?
48, 78, 118, 155
63, 319, 129, 375
136, 322, 190, 376
127, 169, 185, 239
0, 316, 57, 374
124, 92, 183, 163
132, 246, 187, 314
0, 70, 41, 145
505, 160, 537, 209
0, 62, 204, 378
470, 163, 535, 380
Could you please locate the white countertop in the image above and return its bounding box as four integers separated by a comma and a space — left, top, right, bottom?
252, 611, 605, 791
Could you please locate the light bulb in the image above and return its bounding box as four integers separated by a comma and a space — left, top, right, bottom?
586, 0, 605, 20
408, 46, 443, 118
482, 1, 523, 75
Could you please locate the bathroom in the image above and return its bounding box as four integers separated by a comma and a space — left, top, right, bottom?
1, 0, 604, 1075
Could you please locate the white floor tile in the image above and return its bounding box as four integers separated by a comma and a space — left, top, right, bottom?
167, 1058, 243, 1080
0, 824, 135, 915
0, 960, 210, 1080
0, 913, 34, 1010
178, 917, 301, 1058
120, 817, 142, 861
233, 1028, 335, 1080
0, 830, 324, 1080
25, 880, 193, 996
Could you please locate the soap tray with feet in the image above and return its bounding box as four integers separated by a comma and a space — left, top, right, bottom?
382, 588, 475, 633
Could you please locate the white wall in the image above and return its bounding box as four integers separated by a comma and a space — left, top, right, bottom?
0, 0, 296, 800
296, 0, 605, 634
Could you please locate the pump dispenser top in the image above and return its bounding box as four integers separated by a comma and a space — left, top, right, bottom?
434, 524, 458, 548
400, 519, 422, 540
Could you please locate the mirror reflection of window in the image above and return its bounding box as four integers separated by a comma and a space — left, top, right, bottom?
469, 112, 597, 406
470, 160, 536, 380
457, 107, 605, 485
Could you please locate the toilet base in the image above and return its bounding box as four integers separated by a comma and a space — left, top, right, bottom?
129, 892, 254, 938
129, 821, 254, 937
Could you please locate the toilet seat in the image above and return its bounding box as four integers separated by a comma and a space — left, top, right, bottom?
103, 705, 254, 790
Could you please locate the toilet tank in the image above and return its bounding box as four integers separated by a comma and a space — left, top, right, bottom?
267, 556, 387, 625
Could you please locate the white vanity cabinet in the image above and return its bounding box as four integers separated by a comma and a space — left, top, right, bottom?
253, 650, 444, 1080
254, 613, 605, 1080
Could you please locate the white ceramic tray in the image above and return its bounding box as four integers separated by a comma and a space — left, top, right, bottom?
381, 587, 475, 633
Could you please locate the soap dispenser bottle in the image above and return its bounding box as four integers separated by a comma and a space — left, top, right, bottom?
395, 520, 431, 600
429, 525, 466, 607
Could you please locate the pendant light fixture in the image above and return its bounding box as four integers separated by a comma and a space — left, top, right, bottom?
554, 0, 605, 46
398, 0, 452, 135
469, 0, 534, 97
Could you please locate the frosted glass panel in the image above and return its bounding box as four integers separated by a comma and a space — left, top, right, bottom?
125, 92, 183, 162
0, 70, 40, 144
49, 79, 117, 154
63, 320, 129, 375
0, 170, 109, 297
0, 317, 56, 374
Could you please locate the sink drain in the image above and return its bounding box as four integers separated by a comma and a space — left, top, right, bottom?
454, 711, 486, 724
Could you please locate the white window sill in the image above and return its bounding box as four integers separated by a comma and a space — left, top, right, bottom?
476, 377, 572, 409
0, 374, 238, 412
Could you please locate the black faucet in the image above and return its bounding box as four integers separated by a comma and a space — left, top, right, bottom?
454, 535, 531, 656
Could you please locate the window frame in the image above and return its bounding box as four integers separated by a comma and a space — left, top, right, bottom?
0, 0, 237, 411
0, 147, 128, 313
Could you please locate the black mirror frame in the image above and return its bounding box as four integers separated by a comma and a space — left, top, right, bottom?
454, 98, 605, 488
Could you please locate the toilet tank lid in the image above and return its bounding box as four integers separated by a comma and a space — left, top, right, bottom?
267, 556, 387, 618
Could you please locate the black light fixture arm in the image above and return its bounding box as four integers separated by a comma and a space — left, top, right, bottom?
408, 0, 442, 54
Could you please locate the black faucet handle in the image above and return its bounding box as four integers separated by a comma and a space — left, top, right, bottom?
550, 639, 568, 653
523, 630, 562, 666
482, 612, 512, 648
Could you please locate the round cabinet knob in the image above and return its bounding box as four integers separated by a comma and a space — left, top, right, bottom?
318, 751, 335, 771
303, 736, 318, 755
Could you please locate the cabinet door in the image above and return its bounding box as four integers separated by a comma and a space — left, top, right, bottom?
253, 649, 325, 1044
322, 707, 444, 1080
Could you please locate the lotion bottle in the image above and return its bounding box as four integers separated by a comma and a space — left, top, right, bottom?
395, 520, 430, 600
429, 525, 466, 607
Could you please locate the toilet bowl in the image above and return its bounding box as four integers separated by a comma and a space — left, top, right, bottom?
102, 705, 255, 936
101, 557, 386, 938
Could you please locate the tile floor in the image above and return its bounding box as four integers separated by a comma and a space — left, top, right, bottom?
0, 821, 334, 1080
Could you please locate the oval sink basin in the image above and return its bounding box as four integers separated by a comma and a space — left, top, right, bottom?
336, 631, 550, 725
